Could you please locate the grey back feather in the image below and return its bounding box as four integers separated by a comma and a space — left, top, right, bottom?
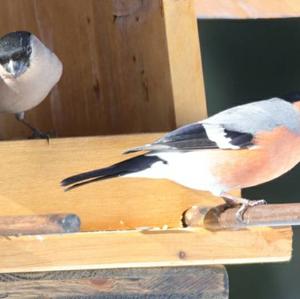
205, 98, 300, 134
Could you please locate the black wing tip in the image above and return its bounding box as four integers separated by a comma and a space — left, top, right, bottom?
60, 177, 74, 187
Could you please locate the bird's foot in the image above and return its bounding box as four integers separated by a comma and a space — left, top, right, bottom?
28, 128, 56, 142
15, 112, 55, 142
220, 192, 267, 223
235, 199, 267, 223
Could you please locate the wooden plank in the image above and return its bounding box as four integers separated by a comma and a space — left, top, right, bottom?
0, 0, 206, 140
195, 0, 300, 19
162, 0, 207, 126
0, 135, 225, 231
0, 227, 291, 273
0, 266, 229, 298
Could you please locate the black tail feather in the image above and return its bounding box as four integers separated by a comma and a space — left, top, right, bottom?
61, 155, 166, 190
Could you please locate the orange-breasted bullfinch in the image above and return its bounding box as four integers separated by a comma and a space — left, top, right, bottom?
61, 96, 300, 220
0, 31, 62, 138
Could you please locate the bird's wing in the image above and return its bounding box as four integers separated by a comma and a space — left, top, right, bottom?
124, 122, 254, 153
124, 97, 300, 154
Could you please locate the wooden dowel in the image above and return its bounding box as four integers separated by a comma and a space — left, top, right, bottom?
183, 203, 300, 230
0, 214, 81, 236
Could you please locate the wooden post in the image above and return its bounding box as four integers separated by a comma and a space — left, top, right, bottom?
162, 0, 207, 125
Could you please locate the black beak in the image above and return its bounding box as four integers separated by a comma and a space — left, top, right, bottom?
3, 59, 27, 78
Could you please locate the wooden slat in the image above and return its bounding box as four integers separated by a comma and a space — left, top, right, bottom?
0, 227, 291, 273
0, 135, 225, 231
195, 0, 300, 19
0, 266, 229, 298
0, 0, 205, 140
162, 0, 207, 126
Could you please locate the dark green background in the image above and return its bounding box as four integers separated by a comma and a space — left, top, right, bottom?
198, 19, 300, 299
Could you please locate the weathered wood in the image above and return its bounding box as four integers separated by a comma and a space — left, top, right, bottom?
0, 135, 225, 231
0, 227, 291, 273
0, 266, 229, 298
0, 214, 80, 236
195, 0, 300, 19
184, 204, 300, 230
0, 0, 205, 140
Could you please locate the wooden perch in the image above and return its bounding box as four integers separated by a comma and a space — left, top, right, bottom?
0, 266, 228, 298
195, 0, 300, 19
0, 214, 81, 236
184, 203, 300, 230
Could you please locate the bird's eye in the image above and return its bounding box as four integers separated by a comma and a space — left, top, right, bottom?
26, 46, 32, 55
11, 52, 22, 61
0, 57, 9, 64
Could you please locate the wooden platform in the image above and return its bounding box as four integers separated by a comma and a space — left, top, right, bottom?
0, 135, 223, 231
0, 135, 292, 274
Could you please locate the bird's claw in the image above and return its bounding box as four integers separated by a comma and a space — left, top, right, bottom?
29, 129, 56, 143
235, 199, 267, 223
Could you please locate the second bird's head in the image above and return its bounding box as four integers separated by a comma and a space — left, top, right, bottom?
0, 31, 36, 79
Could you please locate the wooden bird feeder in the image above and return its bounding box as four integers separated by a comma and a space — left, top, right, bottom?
0, 1, 299, 298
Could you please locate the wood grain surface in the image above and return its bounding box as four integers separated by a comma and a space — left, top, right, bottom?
0, 227, 291, 273
0, 266, 229, 298
0, 0, 206, 139
0, 134, 226, 231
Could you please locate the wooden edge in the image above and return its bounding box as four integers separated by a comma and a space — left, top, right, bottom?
0, 266, 229, 298
0, 227, 292, 273
195, 0, 300, 19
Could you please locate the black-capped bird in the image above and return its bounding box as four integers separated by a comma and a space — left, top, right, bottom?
0, 31, 62, 138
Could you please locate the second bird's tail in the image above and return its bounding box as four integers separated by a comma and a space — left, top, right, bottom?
61, 154, 164, 191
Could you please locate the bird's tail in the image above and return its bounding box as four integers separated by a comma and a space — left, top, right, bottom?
61, 155, 165, 191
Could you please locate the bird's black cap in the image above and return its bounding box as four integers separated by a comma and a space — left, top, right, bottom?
0, 31, 32, 61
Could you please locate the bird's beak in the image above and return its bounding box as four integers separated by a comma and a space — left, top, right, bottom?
4, 59, 27, 78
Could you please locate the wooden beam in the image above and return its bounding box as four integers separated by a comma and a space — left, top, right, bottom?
0, 266, 229, 298
195, 0, 300, 19
0, 227, 291, 273
162, 0, 207, 125
0, 135, 225, 231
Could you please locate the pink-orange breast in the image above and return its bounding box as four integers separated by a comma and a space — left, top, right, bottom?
211, 127, 300, 190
